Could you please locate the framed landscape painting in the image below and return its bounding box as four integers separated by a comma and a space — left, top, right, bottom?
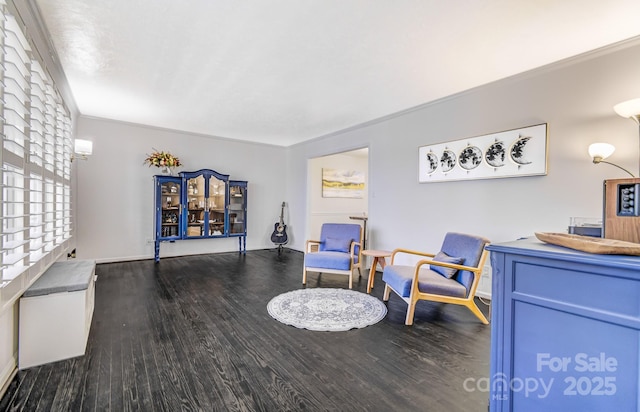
322, 168, 365, 198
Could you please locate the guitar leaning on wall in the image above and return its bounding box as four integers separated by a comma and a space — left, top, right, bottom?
271, 202, 288, 246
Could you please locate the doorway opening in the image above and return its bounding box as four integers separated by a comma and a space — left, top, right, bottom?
306, 147, 369, 245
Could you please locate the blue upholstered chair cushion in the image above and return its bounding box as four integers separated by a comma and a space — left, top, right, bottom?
305, 251, 353, 270
431, 251, 464, 279
440, 232, 489, 292
324, 236, 352, 253
382, 265, 467, 298
318, 223, 361, 263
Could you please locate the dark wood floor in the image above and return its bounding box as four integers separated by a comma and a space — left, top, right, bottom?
1, 249, 491, 412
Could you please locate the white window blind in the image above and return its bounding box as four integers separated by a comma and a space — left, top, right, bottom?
43, 178, 55, 253
1, 3, 74, 283
30, 60, 46, 168
28, 172, 44, 262
43, 84, 56, 173
1, 165, 27, 279
3, 14, 29, 161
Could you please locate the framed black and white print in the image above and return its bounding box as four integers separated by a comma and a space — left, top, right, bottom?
418, 123, 548, 183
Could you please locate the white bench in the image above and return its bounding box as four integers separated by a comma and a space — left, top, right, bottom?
18, 260, 96, 369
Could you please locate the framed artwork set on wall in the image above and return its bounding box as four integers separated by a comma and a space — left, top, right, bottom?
418, 123, 548, 183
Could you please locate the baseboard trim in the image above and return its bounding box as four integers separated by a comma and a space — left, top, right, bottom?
476, 290, 491, 299
0, 361, 17, 400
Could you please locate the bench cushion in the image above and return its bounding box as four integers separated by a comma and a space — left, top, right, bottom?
23, 260, 96, 297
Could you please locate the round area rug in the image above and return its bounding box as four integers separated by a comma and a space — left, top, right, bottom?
267, 288, 387, 331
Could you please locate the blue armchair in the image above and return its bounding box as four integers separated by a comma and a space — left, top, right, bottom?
303, 223, 362, 289
382, 232, 490, 325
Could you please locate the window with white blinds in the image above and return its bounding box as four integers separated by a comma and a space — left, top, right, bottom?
1, 3, 73, 284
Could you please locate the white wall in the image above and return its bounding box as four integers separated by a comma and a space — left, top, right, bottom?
285, 40, 640, 295
75, 117, 287, 262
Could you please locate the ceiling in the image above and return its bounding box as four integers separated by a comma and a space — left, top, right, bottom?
34, 0, 640, 147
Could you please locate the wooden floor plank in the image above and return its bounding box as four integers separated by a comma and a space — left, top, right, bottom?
0, 249, 491, 411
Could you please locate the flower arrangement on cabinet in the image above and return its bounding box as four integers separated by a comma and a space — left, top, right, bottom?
144, 149, 182, 168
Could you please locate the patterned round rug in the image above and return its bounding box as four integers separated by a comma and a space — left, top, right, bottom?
267, 288, 387, 331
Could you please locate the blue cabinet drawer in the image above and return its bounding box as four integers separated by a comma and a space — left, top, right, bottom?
511, 260, 640, 318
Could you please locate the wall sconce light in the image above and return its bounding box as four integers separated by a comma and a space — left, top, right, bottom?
73, 139, 93, 161
613, 98, 640, 177
588, 142, 634, 177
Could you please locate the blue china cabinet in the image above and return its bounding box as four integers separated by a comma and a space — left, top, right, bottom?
154, 169, 247, 262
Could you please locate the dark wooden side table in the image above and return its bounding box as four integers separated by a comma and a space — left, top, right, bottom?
361, 249, 391, 293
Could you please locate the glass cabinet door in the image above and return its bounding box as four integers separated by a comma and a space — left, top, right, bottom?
208, 176, 226, 236
157, 178, 181, 239
185, 175, 206, 237
229, 182, 247, 235
182, 169, 229, 239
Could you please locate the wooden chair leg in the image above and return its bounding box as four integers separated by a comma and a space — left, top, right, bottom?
383, 284, 391, 301
467, 300, 489, 324
405, 299, 417, 326
348, 272, 353, 289
302, 268, 307, 285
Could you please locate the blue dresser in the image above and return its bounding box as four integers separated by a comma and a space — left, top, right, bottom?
487, 237, 640, 411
